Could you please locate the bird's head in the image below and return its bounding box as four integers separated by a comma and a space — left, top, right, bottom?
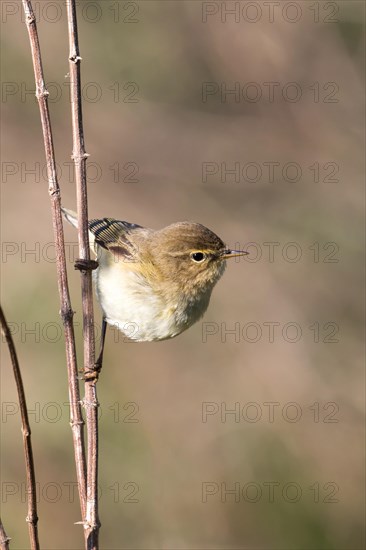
147, 222, 248, 295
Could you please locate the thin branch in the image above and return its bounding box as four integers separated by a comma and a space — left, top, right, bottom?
65, 1, 100, 547
0, 307, 39, 550
0, 517, 11, 550
21, 0, 88, 531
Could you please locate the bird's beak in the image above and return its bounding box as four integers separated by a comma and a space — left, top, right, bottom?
222, 249, 249, 259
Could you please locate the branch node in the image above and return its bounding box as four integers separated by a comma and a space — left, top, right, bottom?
60, 308, 75, 325
36, 88, 49, 99
71, 152, 90, 162
49, 182, 59, 196
82, 396, 100, 408
26, 514, 39, 525
70, 419, 84, 428
26, 13, 36, 25
69, 54, 82, 63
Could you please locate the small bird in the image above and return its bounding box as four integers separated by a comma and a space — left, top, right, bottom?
62, 208, 247, 343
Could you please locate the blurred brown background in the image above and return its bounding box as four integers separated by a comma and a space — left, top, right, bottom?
1, 1, 364, 548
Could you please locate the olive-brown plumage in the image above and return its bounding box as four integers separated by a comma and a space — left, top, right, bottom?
62, 208, 247, 341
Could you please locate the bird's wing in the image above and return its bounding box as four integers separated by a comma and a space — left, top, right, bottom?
61, 208, 143, 260
88, 217, 143, 259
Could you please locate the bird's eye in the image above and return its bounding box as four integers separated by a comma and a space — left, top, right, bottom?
190, 252, 207, 263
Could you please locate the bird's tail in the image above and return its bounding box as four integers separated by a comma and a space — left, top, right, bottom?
61, 207, 96, 249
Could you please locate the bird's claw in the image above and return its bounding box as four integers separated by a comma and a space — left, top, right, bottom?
74, 258, 98, 271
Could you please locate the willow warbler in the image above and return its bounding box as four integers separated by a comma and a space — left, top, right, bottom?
62, 208, 247, 342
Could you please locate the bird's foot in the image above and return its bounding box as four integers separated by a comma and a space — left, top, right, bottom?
74, 259, 99, 272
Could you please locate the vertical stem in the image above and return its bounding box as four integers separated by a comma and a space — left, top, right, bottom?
0, 307, 39, 550
21, 0, 87, 534
65, 1, 100, 547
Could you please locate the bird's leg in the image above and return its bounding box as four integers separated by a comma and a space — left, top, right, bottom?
83, 318, 106, 382
95, 317, 107, 374
74, 257, 100, 380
